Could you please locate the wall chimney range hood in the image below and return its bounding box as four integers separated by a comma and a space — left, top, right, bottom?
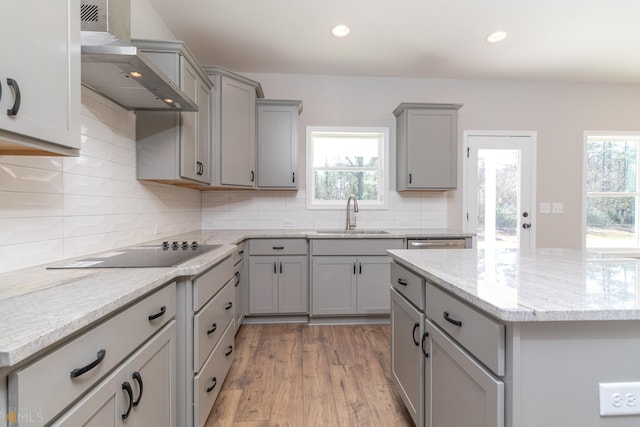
80, 0, 198, 111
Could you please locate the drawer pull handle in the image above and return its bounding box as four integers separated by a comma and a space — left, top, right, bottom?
132, 371, 143, 407
235, 271, 240, 286
412, 323, 420, 346
397, 278, 408, 286
148, 306, 166, 321
443, 311, 462, 327
207, 323, 217, 335
70, 349, 106, 378
272, 246, 284, 250
421, 332, 429, 358
122, 381, 133, 419
225, 302, 233, 310
206, 377, 217, 393
225, 345, 233, 356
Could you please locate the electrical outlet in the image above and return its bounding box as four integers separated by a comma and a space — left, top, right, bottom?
599, 382, 640, 416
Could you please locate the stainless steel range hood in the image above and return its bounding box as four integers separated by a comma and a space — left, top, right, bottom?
80, 0, 198, 111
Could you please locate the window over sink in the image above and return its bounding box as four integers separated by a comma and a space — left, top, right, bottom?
306, 126, 389, 209
585, 132, 640, 249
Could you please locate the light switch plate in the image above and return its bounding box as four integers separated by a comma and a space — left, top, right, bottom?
600, 382, 640, 416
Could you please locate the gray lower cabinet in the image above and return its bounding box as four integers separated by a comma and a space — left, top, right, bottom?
52, 322, 176, 427
233, 245, 245, 333
425, 318, 504, 427
310, 239, 403, 316
7, 282, 176, 427
394, 103, 462, 190
248, 255, 308, 314
134, 40, 212, 185
256, 99, 302, 189
391, 288, 425, 427
311, 255, 394, 315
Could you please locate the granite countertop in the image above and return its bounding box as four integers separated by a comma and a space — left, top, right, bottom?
0, 228, 469, 368
388, 247, 640, 323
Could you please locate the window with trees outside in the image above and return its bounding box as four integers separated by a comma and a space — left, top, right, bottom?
585, 134, 640, 248
306, 127, 388, 209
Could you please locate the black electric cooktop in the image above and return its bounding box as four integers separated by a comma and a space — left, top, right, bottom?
48, 241, 221, 269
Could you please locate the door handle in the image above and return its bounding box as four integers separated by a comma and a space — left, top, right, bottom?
6, 78, 21, 116
522, 223, 532, 229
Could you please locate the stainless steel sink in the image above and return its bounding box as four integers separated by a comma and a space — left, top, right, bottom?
315, 229, 390, 235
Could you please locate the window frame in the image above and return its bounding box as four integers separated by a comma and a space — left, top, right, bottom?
583, 131, 640, 250
305, 126, 389, 210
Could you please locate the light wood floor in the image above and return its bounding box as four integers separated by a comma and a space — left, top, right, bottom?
205, 323, 414, 427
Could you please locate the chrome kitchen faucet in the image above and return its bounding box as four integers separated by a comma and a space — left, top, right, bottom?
346, 195, 359, 230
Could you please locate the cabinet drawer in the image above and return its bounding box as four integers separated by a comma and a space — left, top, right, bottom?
390, 261, 425, 310
194, 320, 235, 427
193, 280, 234, 372
426, 282, 505, 376
193, 256, 235, 311
8, 282, 176, 426
249, 238, 308, 255
311, 238, 404, 256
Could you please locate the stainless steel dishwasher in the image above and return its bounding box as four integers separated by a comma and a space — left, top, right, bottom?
407, 237, 471, 249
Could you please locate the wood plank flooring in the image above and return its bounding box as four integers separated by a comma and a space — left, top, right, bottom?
205, 323, 414, 427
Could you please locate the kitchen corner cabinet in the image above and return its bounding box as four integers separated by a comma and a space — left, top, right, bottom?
135, 40, 212, 186
256, 100, 302, 189
204, 66, 263, 188
0, 0, 80, 156
248, 239, 308, 314
394, 103, 462, 190
310, 239, 404, 316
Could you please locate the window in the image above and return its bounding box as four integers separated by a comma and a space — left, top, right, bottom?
306, 127, 388, 209
585, 133, 640, 248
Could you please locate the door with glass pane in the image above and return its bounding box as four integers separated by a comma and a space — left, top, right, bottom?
465, 133, 536, 249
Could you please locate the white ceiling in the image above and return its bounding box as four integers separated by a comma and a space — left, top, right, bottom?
146, 0, 640, 84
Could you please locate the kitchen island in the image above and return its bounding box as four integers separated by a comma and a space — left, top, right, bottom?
388, 248, 640, 427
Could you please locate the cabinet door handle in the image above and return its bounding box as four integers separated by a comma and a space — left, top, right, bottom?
250, 171, 255, 182
148, 306, 166, 321
225, 302, 233, 310
206, 377, 218, 393
121, 381, 133, 419
292, 172, 295, 183
421, 332, 430, 358
397, 278, 408, 286
353, 262, 356, 275
280, 261, 283, 274
443, 311, 463, 327
225, 345, 233, 356
359, 263, 362, 275
412, 322, 420, 346
272, 246, 284, 250
235, 271, 240, 286
207, 323, 217, 335
409, 173, 413, 184
6, 78, 20, 116
274, 261, 277, 274
70, 349, 106, 378
132, 371, 143, 407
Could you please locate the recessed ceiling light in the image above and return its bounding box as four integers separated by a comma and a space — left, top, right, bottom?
129, 71, 143, 78
331, 24, 350, 38
486, 31, 508, 43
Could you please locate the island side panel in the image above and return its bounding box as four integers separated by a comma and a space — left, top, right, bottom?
509, 320, 640, 427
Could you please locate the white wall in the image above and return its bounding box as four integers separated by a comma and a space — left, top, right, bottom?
0, 89, 201, 274
225, 73, 640, 249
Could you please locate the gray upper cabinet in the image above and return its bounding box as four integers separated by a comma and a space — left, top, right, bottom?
394, 103, 462, 190
204, 67, 263, 188
256, 100, 302, 189
135, 40, 211, 186
0, 0, 80, 156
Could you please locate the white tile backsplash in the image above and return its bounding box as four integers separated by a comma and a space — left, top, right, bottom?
0, 88, 201, 274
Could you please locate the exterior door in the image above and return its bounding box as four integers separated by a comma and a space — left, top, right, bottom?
464, 132, 536, 249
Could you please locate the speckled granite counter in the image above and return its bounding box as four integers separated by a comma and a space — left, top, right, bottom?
0, 228, 469, 367
388, 247, 640, 322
